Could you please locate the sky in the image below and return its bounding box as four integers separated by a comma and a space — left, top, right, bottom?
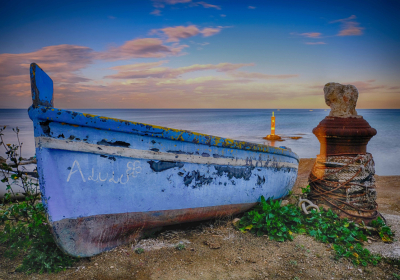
0, 0, 399, 109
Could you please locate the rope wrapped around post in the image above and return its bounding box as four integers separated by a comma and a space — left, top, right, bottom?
308, 153, 379, 223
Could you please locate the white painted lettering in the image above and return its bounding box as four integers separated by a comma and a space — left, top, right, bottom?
67, 160, 86, 182
88, 168, 98, 181
109, 172, 120, 183
99, 172, 108, 182
67, 160, 142, 184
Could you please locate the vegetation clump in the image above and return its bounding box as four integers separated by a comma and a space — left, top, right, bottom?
175, 243, 185, 250
238, 195, 393, 267
0, 126, 79, 274
134, 247, 144, 254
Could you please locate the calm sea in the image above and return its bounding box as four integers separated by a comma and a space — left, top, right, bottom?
0, 109, 399, 175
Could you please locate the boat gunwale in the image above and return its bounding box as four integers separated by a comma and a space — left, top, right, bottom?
28, 105, 299, 162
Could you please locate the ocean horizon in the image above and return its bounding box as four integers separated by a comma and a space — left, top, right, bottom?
1, 108, 399, 176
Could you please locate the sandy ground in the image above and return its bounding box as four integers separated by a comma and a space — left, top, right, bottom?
1, 159, 399, 280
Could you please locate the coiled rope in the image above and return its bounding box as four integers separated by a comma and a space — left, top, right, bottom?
298, 198, 320, 215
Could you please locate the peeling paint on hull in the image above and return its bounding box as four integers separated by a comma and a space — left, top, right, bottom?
53, 203, 255, 257
28, 63, 300, 258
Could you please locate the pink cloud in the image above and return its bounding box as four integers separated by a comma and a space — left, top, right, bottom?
330, 15, 364, 36
0, 44, 94, 78
248, 6, 256, 9
159, 25, 200, 42
105, 62, 254, 79
152, 0, 190, 7
110, 61, 169, 71
345, 80, 385, 91
0, 39, 189, 106
150, 9, 161, 16
300, 32, 322, 38
98, 38, 188, 60
200, 27, 221, 37
338, 21, 364, 36
150, 0, 221, 15
228, 71, 299, 80
152, 25, 221, 42
305, 42, 326, 45
164, 0, 191, 4
329, 15, 357, 24
196, 1, 221, 9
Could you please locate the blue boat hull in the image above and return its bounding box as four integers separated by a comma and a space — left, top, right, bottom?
28, 63, 299, 257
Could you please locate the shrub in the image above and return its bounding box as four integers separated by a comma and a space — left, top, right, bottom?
0, 126, 78, 274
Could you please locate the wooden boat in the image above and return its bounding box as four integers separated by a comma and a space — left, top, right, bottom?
28, 63, 299, 257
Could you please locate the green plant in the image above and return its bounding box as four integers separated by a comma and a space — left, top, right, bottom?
301, 185, 311, 195
135, 247, 144, 254
393, 272, 400, 280
0, 126, 78, 274
238, 196, 393, 267
369, 216, 394, 242
238, 196, 303, 241
175, 243, 185, 250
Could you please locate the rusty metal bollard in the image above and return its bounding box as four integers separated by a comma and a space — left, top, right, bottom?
308, 83, 380, 224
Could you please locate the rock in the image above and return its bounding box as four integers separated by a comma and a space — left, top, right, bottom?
366, 213, 400, 260
232, 218, 241, 227
324, 83, 361, 118
280, 200, 289, 207
204, 240, 221, 249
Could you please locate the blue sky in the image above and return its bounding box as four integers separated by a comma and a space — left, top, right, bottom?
1, 0, 399, 108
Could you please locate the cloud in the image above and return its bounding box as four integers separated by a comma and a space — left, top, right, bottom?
200, 27, 221, 37
330, 15, 364, 36
105, 62, 254, 79
196, 1, 221, 9
344, 80, 385, 92
228, 72, 299, 80
98, 38, 188, 60
248, 6, 256, 9
329, 15, 357, 24
164, 0, 191, 4
150, 9, 161, 16
337, 21, 364, 36
0, 44, 94, 78
150, 0, 221, 15
305, 42, 326, 45
110, 61, 169, 71
152, 25, 221, 42
108, 16, 116, 19
152, 0, 191, 7
220, 14, 226, 17
0, 38, 189, 106
158, 25, 200, 42
300, 32, 322, 38
0, 44, 97, 107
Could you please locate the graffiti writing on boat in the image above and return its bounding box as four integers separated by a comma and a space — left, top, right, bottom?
66, 160, 142, 184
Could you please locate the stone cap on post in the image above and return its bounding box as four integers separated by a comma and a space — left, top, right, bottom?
313, 82, 376, 156
324, 82, 362, 118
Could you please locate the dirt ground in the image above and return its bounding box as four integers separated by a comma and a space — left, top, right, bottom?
1, 159, 399, 280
